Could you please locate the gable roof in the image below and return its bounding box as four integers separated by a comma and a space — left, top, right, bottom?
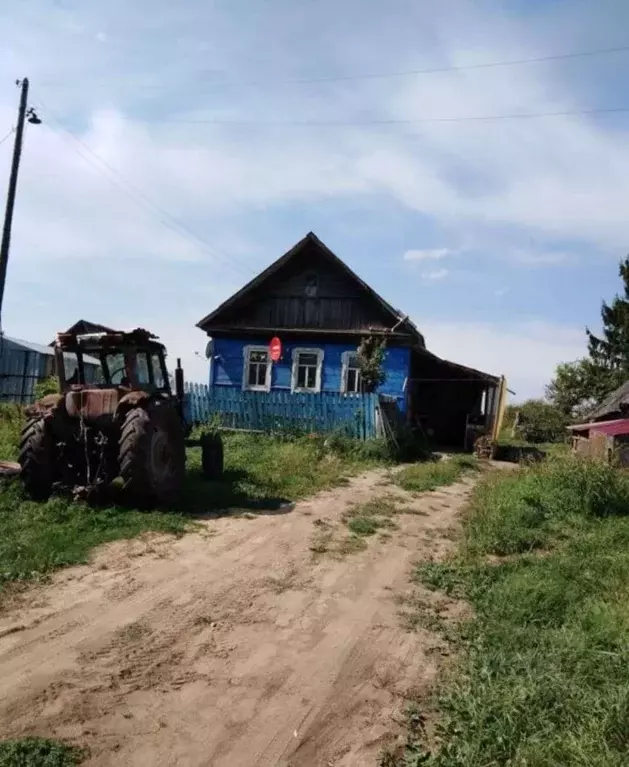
196, 232, 424, 345
588, 380, 629, 421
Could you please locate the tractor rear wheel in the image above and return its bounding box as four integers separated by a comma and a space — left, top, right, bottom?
119, 403, 185, 508
19, 417, 55, 500
200, 432, 224, 480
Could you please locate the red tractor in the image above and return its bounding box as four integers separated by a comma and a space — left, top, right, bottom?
19, 328, 222, 507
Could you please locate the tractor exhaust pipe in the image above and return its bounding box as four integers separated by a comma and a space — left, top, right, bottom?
175, 358, 184, 401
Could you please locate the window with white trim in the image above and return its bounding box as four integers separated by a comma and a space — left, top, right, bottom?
243, 346, 271, 391
291, 348, 323, 393
341, 351, 362, 393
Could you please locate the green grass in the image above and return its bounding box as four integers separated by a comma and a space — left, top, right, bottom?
394, 455, 479, 494
185, 430, 380, 511
0, 405, 23, 462
0, 737, 85, 766
397, 457, 629, 767
342, 497, 399, 537
309, 497, 402, 558
0, 407, 381, 597
0, 481, 188, 589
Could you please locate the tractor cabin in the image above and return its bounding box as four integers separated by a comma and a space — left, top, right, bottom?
196, 232, 503, 447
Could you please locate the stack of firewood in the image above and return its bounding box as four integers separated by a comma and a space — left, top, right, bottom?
474, 435, 495, 460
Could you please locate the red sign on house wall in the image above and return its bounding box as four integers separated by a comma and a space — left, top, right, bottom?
269, 336, 282, 362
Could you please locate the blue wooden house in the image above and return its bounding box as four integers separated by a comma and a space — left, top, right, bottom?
196, 232, 500, 445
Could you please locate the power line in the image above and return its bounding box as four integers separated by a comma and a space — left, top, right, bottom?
35, 100, 254, 278
139, 105, 629, 127
264, 43, 629, 86
38, 42, 629, 89
0, 128, 15, 148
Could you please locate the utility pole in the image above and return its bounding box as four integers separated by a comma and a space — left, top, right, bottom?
0, 78, 41, 331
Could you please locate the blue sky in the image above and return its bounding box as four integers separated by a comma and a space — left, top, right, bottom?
1, 0, 628, 399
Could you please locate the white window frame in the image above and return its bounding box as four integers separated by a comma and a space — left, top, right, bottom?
341, 350, 363, 394
242, 345, 272, 392
291, 347, 324, 393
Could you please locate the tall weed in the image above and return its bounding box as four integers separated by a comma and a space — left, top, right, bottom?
406, 457, 629, 767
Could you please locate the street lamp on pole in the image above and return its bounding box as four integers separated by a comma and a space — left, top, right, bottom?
0, 78, 42, 334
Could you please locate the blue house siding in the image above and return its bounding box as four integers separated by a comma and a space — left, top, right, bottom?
210, 337, 409, 412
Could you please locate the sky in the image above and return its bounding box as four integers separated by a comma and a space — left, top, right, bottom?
0, 0, 628, 400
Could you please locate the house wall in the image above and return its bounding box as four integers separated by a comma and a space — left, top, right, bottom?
210, 337, 410, 412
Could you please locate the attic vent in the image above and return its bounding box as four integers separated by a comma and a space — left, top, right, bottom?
304, 272, 318, 297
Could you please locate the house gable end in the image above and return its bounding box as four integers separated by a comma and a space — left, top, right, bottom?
197, 233, 424, 343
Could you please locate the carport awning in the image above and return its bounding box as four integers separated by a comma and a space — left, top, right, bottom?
410, 347, 500, 385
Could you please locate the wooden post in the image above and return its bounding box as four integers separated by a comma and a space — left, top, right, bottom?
491, 376, 508, 443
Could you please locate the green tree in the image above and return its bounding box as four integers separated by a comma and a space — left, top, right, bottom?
547, 256, 629, 418
545, 359, 599, 420
356, 336, 386, 393
586, 255, 629, 391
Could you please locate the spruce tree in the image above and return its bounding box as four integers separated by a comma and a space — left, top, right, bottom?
586, 255, 629, 398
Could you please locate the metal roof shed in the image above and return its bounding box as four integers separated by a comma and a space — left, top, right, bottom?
0, 335, 100, 404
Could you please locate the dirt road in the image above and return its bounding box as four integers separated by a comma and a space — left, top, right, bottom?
0, 469, 473, 766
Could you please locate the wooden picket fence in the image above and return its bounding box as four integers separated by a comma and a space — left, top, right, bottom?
183, 383, 379, 439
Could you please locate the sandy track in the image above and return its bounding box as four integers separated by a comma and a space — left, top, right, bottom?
0, 469, 473, 766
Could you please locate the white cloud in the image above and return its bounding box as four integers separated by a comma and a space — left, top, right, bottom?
419, 319, 587, 400
3, 1, 628, 272
0, 0, 623, 392
422, 268, 449, 281
403, 248, 451, 261
511, 249, 572, 266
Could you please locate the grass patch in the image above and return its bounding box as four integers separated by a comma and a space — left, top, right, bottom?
310, 496, 403, 558
185, 430, 380, 512
0, 481, 188, 592
0, 737, 85, 766
309, 517, 369, 558
398, 457, 629, 767
0, 407, 383, 597
0, 405, 22, 462
394, 455, 479, 494
342, 497, 399, 538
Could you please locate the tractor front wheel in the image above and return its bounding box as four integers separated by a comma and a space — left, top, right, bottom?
119, 404, 185, 508
19, 417, 55, 500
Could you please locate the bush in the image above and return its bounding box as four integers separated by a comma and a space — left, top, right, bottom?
514, 399, 568, 444
34, 376, 59, 400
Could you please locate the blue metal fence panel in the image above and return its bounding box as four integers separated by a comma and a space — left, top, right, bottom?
184, 384, 379, 439
0, 338, 101, 405
0, 346, 39, 403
